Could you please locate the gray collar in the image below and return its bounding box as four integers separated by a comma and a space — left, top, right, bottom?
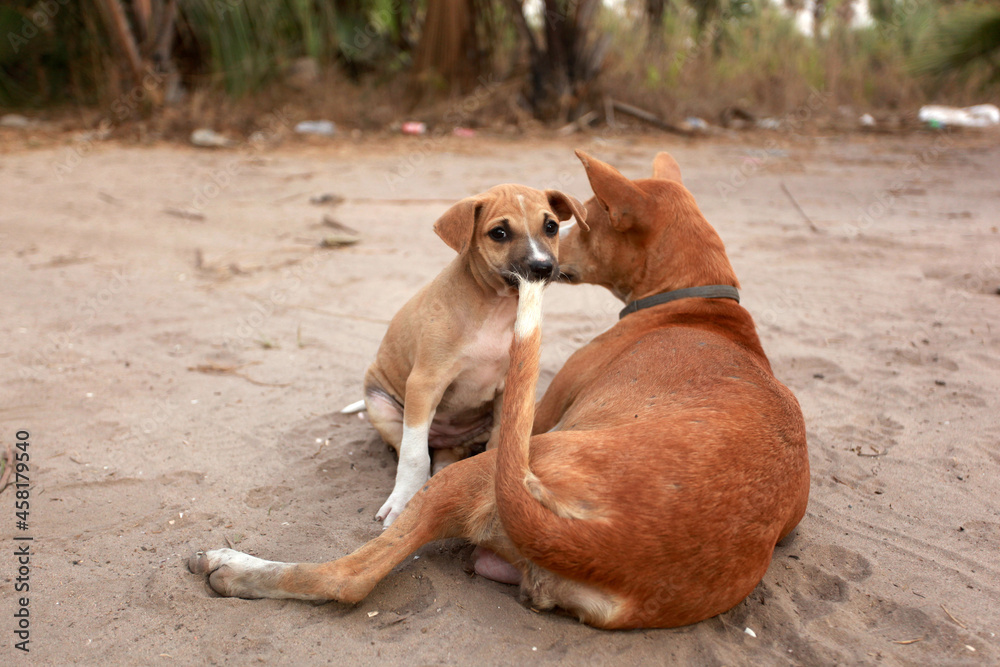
619, 285, 740, 319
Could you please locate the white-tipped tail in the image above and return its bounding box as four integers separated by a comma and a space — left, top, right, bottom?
515, 279, 545, 340
340, 399, 367, 414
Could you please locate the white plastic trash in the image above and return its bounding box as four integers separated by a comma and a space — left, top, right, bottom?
684, 117, 709, 131
0, 114, 32, 128
190, 128, 234, 147
295, 120, 337, 136
918, 104, 1000, 128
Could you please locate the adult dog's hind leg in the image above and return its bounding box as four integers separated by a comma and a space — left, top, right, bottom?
189, 450, 503, 602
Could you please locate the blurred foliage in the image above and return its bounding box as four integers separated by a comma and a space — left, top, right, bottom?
0, 0, 998, 121
0, 1, 118, 107
176, 0, 340, 96
911, 5, 1000, 83
0, 0, 411, 106
621, 0, 998, 117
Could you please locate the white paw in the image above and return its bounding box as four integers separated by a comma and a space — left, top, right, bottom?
188, 548, 281, 598
375, 480, 426, 527
379, 428, 431, 527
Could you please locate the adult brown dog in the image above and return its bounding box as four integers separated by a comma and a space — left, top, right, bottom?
189, 150, 810, 629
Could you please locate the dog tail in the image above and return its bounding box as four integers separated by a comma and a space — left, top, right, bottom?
340, 399, 367, 414
493, 279, 568, 544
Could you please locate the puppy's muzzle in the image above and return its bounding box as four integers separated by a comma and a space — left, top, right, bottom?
505, 255, 558, 286
526, 259, 556, 282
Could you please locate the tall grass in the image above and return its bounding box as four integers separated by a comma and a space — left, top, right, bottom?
600, 0, 994, 121
177, 0, 340, 97
174, 0, 413, 93
912, 5, 1000, 85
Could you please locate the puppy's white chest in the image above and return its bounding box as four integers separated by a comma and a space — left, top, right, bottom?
463, 327, 513, 378
446, 301, 516, 406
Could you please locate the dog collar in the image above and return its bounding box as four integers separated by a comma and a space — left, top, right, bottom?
619, 285, 740, 319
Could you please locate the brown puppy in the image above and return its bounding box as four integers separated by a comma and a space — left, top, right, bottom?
189, 151, 809, 629
345, 184, 586, 526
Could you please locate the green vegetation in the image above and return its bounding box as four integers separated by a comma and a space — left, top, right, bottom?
912, 4, 1000, 82
1, 1, 997, 125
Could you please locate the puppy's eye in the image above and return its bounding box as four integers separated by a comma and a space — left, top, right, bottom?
488, 226, 508, 241
544, 219, 559, 236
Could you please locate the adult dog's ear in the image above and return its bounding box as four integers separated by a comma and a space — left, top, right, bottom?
651, 152, 683, 184
545, 190, 589, 231
575, 150, 646, 232
433, 196, 484, 253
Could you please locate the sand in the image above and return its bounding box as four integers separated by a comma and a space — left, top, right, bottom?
1, 130, 998, 664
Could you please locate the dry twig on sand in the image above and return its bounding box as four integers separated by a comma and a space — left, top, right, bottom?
941, 604, 968, 629
610, 99, 693, 136
188, 362, 291, 387
780, 182, 821, 234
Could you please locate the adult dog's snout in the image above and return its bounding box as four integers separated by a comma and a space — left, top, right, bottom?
557, 266, 581, 283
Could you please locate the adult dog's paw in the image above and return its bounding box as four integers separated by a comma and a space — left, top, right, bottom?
188, 548, 279, 599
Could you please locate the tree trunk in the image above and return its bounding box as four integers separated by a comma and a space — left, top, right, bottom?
413, 0, 479, 91
646, 0, 666, 47
690, 0, 721, 30
94, 0, 177, 106
95, 0, 145, 85
507, 0, 603, 122
813, 0, 827, 38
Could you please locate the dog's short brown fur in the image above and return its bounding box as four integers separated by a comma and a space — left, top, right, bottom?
190, 151, 809, 629
354, 184, 586, 526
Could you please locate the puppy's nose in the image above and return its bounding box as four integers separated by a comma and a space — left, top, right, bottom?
527, 259, 555, 281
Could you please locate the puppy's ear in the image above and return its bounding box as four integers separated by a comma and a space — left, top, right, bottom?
433, 196, 483, 253
545, 190, 589, 231
651, 152, 682, 184
575, 150, 646, 232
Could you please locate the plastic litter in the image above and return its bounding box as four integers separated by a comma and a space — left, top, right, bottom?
0, 114, 32, 128
859, 113, 875, 127
190, 128, 234, 148
401, 121, 427, 135
294, 120, 336, 136
684, 116, 709, 131
918, 104, 1000, 129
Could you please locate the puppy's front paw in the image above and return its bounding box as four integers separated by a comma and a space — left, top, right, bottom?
375, 481, 424, 527
375, 493, 406, 527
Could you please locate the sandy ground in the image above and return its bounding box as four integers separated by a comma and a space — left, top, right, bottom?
1, 129, 998, 665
